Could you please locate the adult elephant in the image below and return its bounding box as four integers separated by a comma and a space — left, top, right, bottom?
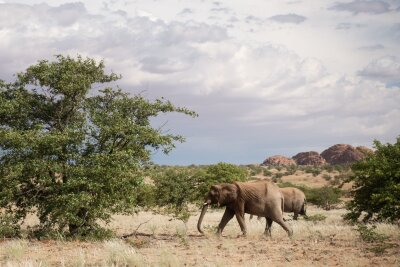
197, 180, 293, 237
280, 187, 307, 220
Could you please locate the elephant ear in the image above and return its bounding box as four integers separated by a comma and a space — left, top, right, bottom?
222, 183, 239, 203
210, 185, 221, 193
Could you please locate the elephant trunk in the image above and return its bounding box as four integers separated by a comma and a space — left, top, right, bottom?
197, 202, 209, 234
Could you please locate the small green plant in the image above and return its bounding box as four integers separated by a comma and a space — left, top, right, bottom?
263, 169, 272, 176
272, 172, 284, 183
285, 165, 298, 175
304, 214, 327, 222
356, 224, 386, 243
355, 224, 394, 255
175, 226, 189, 248
0, 214, 21, 238
247, 165, 264, 176
322, 174, 332, 181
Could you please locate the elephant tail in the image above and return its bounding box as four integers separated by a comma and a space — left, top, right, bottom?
301, 197, 307, 216
281, 194, 285, 216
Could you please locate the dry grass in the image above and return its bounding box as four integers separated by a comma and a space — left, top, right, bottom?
1, 206, 399, 266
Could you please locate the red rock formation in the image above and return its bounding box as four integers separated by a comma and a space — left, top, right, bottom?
321, 144, 371, 165
262, 155, 296, 166
292, 151, 326, 166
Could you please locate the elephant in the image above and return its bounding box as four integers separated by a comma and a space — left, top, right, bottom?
197, 180, 293, 237
280, 187, 307, 220
250, 186, 307, 221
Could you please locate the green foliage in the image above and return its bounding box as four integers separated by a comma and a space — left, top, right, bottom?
272, 172, 284, 183
356, 224, 386, 243
0, 55, 196, 238
355, 224, 394, 255
322, 165, 334, 173
285, 165, 298, 175
307, 186, 342, 210
246, 164, 263, 176
153, 168, 204, 222
345, 137, 400, 223
304, 166, 321, 177
199, 162, 248, 196
263, 169, 272, 176
0, 214, 21, 238
322, 174, 332, 181
150, 163, 248, 221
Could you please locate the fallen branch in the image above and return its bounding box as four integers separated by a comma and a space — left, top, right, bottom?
121, 218, 152, 239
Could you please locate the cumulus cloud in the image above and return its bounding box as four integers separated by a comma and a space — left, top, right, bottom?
269, 13, 306, 24
358, 56, 400, 85
329, 0, 391, 14
0, 2, 399, 164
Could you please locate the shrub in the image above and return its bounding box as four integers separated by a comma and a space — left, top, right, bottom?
307, 186, 342, 210
345, 137, 400, 223
263, 169, 272, 176
246, 165, 263, 176
322, 174, 332, 181
355, 224, 394, 255
153, 168, 203, 222
0, 214, 21, 238
198, 162, 248, 196
285, 165, 298, 175
356, 224, 386, 243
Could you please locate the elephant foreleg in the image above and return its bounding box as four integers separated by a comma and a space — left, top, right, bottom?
217, 208, 235, 235
293, 212, 299, 220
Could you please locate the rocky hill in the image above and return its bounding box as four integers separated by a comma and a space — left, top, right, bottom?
292, 151, 326, 166
262, 155, 296, 166
321, 144, 373, 165
262, 144, 373, 166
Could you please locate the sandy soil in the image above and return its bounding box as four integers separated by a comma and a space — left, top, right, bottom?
1, 207, 399, 266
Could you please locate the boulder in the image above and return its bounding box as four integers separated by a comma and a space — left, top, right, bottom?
356, 146, 374, 156
262, 155, 296, 166
292, 151, 326, 166
321, 144, 371, 165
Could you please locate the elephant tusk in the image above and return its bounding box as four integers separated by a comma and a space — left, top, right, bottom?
203, 202, 208, 206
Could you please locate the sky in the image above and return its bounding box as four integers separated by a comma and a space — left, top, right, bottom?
0, 0, 399, 165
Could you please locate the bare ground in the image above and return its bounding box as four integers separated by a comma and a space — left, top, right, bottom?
1, 207, 399, 266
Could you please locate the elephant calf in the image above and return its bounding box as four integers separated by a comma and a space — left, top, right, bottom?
280, 187, 307, 220
197, 180, 293, 237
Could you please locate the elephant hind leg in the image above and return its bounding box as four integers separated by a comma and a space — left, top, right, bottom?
265, 218, 273, 237
270, 209, 293, 237
293, 212, 299, 220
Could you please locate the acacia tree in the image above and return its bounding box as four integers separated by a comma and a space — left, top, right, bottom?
0, 55, 196, 237
345, 137, 400, 223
